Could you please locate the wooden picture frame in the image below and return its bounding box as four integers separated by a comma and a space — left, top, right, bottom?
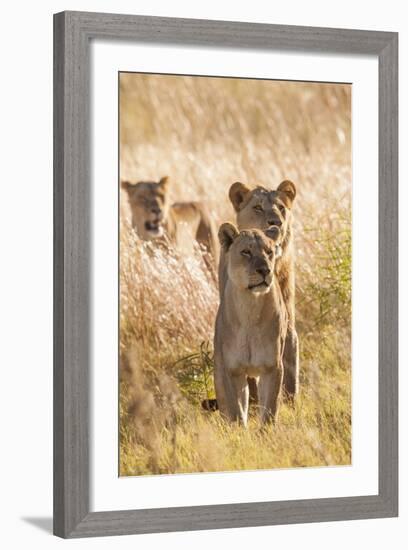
53, 11, 398, 538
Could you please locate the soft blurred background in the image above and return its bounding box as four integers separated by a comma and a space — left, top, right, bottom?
119, 73, 351, 476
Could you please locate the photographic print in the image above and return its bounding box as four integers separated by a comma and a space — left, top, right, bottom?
119, 72, 351, 477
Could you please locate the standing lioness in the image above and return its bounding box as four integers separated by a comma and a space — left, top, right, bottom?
121, 176, 219, 267
214, 223, 287, 425
224, 179, 299, 399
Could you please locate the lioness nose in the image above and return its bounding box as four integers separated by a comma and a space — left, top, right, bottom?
268, 218, 282, 227
151, 206, 161, 215
256, 266, 271, 277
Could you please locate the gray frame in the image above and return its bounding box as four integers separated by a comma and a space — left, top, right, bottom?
53, 10, 398, 538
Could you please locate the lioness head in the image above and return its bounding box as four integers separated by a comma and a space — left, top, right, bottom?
229, 180, 296, 247
219, 222, 282, 294
121, 176, 171, 239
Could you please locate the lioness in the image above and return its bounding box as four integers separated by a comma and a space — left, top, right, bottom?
121, 176, 219, 267
222, 179, 299, 399
214, 223, 287, 425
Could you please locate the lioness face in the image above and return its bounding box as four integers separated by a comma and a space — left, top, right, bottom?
229, 180, 296, 245
121, 177, 170, 240
219, 223, 282, 294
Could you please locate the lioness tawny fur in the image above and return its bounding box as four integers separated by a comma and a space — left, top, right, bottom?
214, 223, 287, 426
224, 179, 299, 399
121, 176, 219, 268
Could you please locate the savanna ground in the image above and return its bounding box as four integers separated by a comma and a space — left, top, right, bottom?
119, 73, 352, 476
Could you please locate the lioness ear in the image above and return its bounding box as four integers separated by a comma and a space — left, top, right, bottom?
229, 182, 251, 212
277, 180, 296, 204
158, 176, 170, 193
121, 180, 133, 193
218, 222, 239, 250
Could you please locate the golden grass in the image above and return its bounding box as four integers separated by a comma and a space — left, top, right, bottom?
119, 73, 352, 476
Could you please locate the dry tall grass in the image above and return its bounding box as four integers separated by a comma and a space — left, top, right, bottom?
119, 73, 352, 476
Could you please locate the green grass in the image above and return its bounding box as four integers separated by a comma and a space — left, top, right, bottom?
302, 222, 351, 327
171, 341, 215, 405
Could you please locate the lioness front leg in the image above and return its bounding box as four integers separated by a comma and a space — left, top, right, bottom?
258, 364, 283, 424
283, 325, 299, 400
214, 364, 249, 425
231, 372, 249, 427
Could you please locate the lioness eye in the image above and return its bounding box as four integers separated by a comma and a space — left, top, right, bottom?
253, 205, 263, 212
278, 204, 285, 213
241, 249, 251, 257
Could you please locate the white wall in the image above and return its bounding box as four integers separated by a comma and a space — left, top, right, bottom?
0, 1, 405, 548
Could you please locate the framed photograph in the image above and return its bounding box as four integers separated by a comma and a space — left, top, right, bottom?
53, 11, 398, 538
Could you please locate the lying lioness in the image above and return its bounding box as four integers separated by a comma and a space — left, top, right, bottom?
121, 176, 219, 267
214, 223, 287, 425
